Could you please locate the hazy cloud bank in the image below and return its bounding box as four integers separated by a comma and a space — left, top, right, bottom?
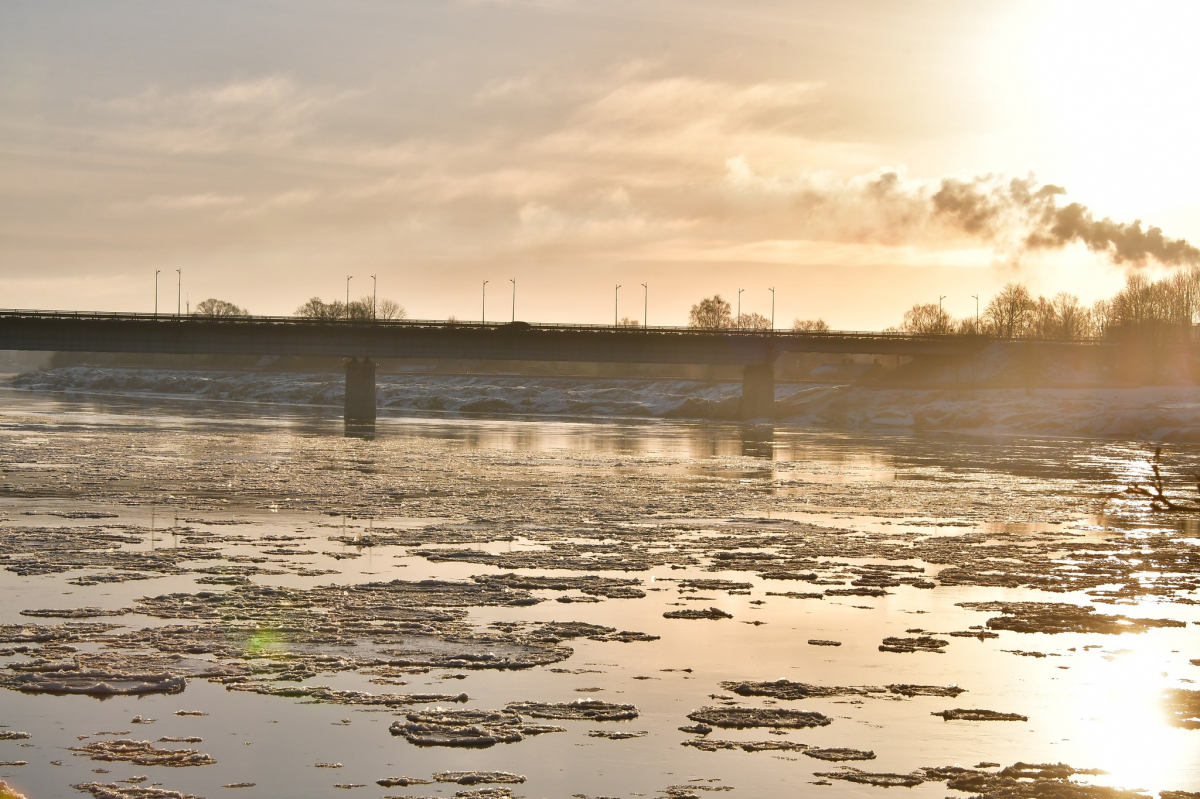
3, 0, 1195, 321
65, 68, 1198, 277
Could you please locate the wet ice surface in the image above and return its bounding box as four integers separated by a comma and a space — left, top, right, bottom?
0, 389, 1198, 798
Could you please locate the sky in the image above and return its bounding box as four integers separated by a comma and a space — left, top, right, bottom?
2, 0, 1199, 328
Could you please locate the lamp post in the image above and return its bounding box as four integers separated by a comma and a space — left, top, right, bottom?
971, 294, 979, 322
615, 284, 621, 327
482, 280, 488, 324
768, 287, 775, 330
371, 274, 377, 320
737, 288, 744, 329
510, 278, 516, 323
346, 275, 353, 312
939, 294, 946, 311
154, 270, 160, 317
175, 269, 181, 317
641, 283, 648, 328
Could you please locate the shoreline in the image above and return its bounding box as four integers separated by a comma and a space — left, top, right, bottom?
9, 366, 1200, 441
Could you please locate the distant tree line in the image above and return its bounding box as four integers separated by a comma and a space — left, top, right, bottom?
178, 296, 408, 320
895, 267, 1200, 339
294, 296, 406, 320
688, 266, 1200, 340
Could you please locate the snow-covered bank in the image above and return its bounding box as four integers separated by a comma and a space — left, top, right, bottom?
778, 384, 1200, 441
12, 367, 1200, 440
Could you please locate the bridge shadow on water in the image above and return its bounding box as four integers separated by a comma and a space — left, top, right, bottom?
1, 386, 786, 459
355, 418, 778, 459
739, 424, 775, 459
343, 420, 376, 440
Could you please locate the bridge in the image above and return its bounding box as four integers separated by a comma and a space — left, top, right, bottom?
0, 309, 1009, 424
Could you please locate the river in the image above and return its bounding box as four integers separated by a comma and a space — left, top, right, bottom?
0, 383, 1196, 799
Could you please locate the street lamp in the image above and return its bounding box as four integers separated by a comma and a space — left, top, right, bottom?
175, 269, 181, 317
768, 287, 775, 330
371, 274, 377, 320
154, 270, 160, 317
641, 283, 648, 328
737, 288, 744, 329
939, 294, 946, 311
615, 284, 621, 327
510, 278, 516, 323
346, 275, 353, 312
482, 280, 489, 324
971, 294, 979, 322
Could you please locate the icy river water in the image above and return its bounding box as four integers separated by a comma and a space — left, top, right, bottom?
0, 384, 1197, 799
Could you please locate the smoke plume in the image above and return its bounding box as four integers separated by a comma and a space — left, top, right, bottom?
931, 176, 1200, 267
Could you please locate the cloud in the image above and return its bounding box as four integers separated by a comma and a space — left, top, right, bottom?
114, 193, 246, 212
105, 75, 355, 155
19, 64, 1199, 283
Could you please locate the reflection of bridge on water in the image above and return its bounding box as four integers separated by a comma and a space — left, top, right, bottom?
0, 309, 1089, 427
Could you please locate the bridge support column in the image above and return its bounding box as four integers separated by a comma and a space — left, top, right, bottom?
740, 363, 775, 420
344, 358, 376, 429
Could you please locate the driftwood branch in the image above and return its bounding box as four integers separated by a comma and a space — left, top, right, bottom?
1124, 447, 1200, 512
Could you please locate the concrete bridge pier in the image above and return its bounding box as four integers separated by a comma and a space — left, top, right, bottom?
344, 357, 376, 430
739, 363, 775, 420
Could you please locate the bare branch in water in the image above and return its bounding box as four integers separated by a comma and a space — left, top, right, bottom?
1124, 446, 1200, 512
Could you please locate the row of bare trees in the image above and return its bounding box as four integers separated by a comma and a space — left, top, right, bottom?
897, 285, 1100, 338
150, 295, 410, 321
294, 296, 406, 321
687, 267, 1200, 339
896, 267, 1200, 339
193, 298, 248, 317
687, 295, 774, 330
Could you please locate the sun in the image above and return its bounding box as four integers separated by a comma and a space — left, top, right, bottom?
1014, 1, 1200, 219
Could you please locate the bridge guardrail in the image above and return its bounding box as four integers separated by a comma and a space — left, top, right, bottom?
0, 309, 1116, 345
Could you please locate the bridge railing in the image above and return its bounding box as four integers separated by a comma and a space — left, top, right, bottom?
0, 308, 1114, 345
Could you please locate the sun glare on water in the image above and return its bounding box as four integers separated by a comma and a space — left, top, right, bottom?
1057, 630, 1196, 792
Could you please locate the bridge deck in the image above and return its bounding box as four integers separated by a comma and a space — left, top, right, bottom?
0, 310, 1055, 364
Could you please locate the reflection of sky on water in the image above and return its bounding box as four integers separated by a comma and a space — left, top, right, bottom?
0, 389, 1197, 796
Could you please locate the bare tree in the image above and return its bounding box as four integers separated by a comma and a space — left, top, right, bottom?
901, 303, 952, 334
1090, 298, 1112, 337
689, 295, 733, 330
1167, 266, 1200, 325
792, 318, 830, 332
1028, 296, 1058, 339
955, 316, 987, 335
375, 298, 406, 320
295, 296, 406, 320
618, 316, 640, 327
1051, 292, 1089, 339
194, 298, 247, 317
344, 297, 374, 320
985, 283, 1035, 338
1116, 267, 1200, 328
295, 297, 339, 319
735, 311, 771, 330
1109, 273, 1158, 326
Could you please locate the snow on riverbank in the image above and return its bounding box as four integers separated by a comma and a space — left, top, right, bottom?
12, 367, 1200, 440
777, 384, 1200, 441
